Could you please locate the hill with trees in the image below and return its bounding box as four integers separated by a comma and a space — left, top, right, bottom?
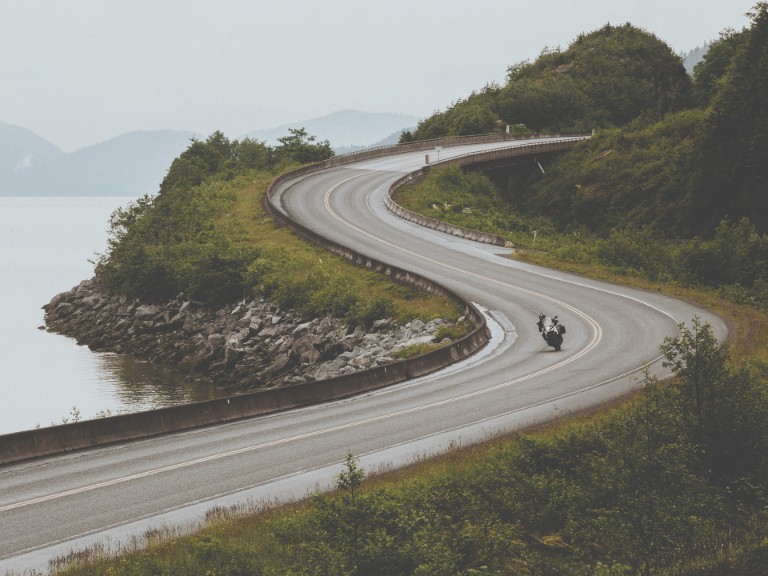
403, 23, 691, 141
405, 8, 768, 240
394, 5, 768, 313
95, 128, 336, 305
93, 128, 461, 334
682, 43, 709, 73
518, 13, 768, 237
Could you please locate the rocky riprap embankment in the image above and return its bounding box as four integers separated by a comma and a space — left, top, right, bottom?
43, 279, 455, 391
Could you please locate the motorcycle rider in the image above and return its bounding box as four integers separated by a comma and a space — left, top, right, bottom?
537, 312, 565, 350
537, 312, 558, 332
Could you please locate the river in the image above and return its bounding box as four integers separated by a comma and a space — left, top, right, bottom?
0, 197, 221, 434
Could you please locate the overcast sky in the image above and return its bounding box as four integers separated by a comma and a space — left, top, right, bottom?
1, 0, 757, 151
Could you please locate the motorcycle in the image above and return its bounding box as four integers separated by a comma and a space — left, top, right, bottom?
538, 314, 566, 351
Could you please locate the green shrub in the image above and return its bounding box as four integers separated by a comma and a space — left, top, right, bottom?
95, 132, 462, 328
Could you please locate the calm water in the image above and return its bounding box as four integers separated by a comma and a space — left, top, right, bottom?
0, 197, 221, 434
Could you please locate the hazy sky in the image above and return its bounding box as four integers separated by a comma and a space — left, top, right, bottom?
1, 0, 757, 151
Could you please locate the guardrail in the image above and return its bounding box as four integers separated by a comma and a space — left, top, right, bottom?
0, 132, 586, 465
327, 130, 589, 167
385, 137, 590, 247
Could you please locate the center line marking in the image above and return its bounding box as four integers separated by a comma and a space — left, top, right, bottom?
1, 149, 617, 514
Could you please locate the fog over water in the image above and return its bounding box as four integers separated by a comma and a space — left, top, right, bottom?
0, 197, 220, 434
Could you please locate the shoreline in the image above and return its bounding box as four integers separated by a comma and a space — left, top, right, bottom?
43, 278, 456, 395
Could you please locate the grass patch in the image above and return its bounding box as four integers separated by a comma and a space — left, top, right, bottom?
395, 165, 552, 246
98, 169, 465, 329
389, 342, 442, 359
232, 176, 465, 327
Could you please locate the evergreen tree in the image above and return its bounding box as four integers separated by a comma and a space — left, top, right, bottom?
696, 3, 768, 233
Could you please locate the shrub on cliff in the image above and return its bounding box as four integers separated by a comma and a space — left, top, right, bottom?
96, 169, 255, 304
96, 130, 333, 305
95, 131, 460, 327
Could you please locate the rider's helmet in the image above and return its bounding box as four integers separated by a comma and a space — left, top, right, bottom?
538, 313, 545, 320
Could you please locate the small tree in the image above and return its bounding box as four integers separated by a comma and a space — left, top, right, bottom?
335, 451, 365, 574
661, 318, 768, 496
661, 318, 729, 458
275, 127, 334, 165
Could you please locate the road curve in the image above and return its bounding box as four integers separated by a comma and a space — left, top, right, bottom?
0, 138, 728, 573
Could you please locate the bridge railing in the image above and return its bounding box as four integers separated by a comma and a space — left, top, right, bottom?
384, 136, 591, 247
325, 130, 589, 167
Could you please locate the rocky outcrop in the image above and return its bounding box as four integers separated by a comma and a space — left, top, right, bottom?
43, 279, 456, 392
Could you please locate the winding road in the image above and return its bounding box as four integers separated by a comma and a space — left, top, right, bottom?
0, 137, 728, 574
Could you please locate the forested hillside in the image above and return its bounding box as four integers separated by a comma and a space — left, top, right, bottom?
519, 12, 768, 238
396, 5, 768, 312
403, 23, 691, 140
405, 8, 768, 239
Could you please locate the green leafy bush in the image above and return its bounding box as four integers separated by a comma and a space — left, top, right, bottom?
95, 131, 461, 327
96, 130, 333, 305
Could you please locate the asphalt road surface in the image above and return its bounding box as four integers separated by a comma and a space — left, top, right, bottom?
0, 138, 728, 574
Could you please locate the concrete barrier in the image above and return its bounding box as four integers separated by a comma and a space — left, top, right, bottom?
0, 362, 406, 464
385, 137, 590, 247
0, 132, 582, 465
1, 323, 497, 465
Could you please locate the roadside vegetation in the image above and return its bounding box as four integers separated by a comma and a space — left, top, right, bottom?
397, 4, 768, 318
94, 128, 463, 329
48, 5, 768, 575
397, 164, 768, 320
401, 22, 691, 141
51, 313, 768, 575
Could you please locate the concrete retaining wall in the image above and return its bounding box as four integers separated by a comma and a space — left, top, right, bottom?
385, 137, 590, 247
1, 134, 507, 465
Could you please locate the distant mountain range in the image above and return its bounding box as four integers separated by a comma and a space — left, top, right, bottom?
0, 124, 195, 197
0, 110, 418, 197
245, 109, 418, 149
